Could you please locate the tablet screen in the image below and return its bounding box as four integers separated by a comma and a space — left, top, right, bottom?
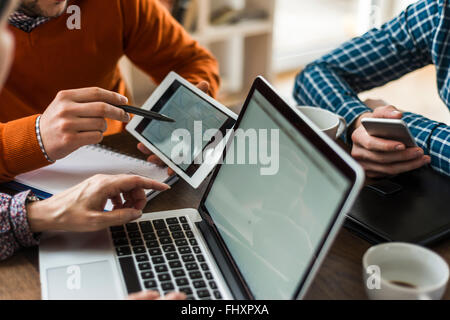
135, 80, 235, 177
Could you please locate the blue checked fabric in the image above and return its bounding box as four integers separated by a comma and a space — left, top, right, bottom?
294, 0, 450, 176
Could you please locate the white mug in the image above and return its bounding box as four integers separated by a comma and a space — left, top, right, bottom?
296, 106, 346, 140
363, 242, 449, 300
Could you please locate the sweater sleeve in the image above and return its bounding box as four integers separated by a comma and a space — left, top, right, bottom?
120, 0, 220, 97
0, 191, 40, 261
0, 115, 50, 182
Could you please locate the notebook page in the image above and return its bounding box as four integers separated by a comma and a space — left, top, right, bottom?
15, 145, 170, 196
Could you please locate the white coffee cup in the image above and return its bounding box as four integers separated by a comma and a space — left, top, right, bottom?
296, 106, 346, 140
363, 242, 449, 300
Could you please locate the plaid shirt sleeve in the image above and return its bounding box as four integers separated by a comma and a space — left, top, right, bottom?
293, 0, 450, 176
0, 191, 40, 261
403, 112, 450, 176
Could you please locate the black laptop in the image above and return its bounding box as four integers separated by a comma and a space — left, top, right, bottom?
346, 166, 450, 245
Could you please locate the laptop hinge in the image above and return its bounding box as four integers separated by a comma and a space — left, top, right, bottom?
202, 213, 214, 227
195, 219, 251, 300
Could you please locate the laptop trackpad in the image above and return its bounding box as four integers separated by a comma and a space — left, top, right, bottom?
47, 260, 120, 300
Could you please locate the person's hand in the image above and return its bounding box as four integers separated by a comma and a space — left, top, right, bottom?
137, 81, 210, 176
128, 290, 186, 300
363, 98, 389, 110
40, 87, 131, 161
137, 142, 176, 176
27, 174, 170, 233
350, 105, 431, 178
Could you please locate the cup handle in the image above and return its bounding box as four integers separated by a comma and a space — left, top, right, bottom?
336, 116, 347, 139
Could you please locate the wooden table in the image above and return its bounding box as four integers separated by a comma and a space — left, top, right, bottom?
0, 133, 449, 300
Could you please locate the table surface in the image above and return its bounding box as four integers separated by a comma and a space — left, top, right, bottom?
0, 132, 448, 300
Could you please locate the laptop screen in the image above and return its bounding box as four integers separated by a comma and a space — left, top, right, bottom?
203, 89, 351, 299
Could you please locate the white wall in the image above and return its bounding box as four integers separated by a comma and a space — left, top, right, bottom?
272, 0, 416, 73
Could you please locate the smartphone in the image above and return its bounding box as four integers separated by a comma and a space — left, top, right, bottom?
361, 118, 418, 148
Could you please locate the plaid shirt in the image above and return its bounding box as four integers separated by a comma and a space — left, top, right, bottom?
294, 0, 450, 177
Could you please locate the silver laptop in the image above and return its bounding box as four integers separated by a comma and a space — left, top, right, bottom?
39, 77, 364, 300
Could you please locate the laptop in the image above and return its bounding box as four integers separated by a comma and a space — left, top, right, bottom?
39, 77, 364, 300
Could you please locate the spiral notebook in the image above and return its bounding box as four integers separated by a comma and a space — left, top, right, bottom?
5, 145, 178, 210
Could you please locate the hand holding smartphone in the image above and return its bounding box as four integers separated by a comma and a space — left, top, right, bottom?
361, 118, 417, 148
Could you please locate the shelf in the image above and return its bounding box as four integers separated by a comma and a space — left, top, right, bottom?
123, 0, 275, 100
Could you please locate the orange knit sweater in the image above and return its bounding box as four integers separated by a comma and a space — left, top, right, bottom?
0, 0, 219, 181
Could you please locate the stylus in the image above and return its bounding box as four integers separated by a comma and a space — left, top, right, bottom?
115, 105, 176, 123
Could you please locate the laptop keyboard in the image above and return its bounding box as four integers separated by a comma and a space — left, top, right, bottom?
110, 216, 223, 300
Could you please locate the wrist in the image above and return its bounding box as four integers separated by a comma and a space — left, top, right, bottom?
27, 199, 56, 233
36, 115, 55, 163
350, 111, 372, 134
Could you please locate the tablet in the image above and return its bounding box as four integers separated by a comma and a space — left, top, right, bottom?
126, 72, 237, 188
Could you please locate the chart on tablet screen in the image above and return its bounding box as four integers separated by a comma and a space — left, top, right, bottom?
141, 85, 229, 169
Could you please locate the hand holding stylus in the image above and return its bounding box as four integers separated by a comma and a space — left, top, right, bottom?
40, 87, 131, 161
